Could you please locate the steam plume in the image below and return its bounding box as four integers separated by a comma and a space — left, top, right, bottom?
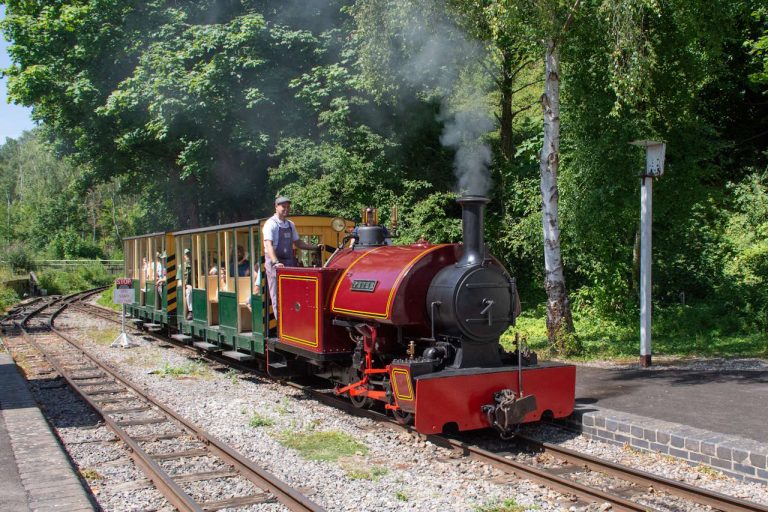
388, 3, 496, 196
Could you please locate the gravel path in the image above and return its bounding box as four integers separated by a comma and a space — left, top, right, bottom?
7, 296, 765, 512
49, 306, 768, 512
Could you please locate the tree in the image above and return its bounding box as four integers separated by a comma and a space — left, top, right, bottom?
1, 0, 356, 226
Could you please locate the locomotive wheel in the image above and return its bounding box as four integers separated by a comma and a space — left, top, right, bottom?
346, 366, 373, 409
392, 408, 414, 426
349, 391, 373, 409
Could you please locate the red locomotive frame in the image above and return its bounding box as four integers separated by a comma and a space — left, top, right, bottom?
276, 240, 576, 435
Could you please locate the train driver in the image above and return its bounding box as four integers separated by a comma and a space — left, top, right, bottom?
263, 196, 320, 318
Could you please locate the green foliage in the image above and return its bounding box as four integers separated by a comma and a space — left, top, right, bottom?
747, 6, 768, 85
2, 243, 34, 273
96, 284, 123, 312
0, 285, 20, 312
248, 412, 274, 428
277, 430, 368, 461
506, 302, 768, 360
719, 171, 768, 329
37, 262, 113, 295
49, 228, 104, 259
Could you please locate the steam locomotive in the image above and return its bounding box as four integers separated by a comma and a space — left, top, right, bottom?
123, 195, 575, 437
273, 195, 575, 436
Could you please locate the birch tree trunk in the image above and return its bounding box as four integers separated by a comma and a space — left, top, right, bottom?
539, 38, 575, 351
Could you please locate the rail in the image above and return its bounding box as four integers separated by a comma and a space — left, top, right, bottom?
17, 290, 323, 512
74, 297, 768, 512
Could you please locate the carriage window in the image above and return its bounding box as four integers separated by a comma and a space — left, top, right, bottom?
139, 238, 149, 282
193, 234, 204, 288
234, 230, 250, 277
218, 231, 234, 292
250, 227, 262, 295
298, 235, 322, 268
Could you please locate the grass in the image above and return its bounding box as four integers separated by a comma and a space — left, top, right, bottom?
151, 360, 210, 379
276, 430, 368, 462
503, 302, 768, 360
344, 464, 388, 481
88, 327, 122, 346
124, 350, 163, 368
96, 284, 123, 312
276, 398, 292, 415
395, 491, 408, 502
475, 499, 528, 512
248, 412, 274, 428
225, 368, 239, 385
696, 464, 725, 479
80, 468, 103, 481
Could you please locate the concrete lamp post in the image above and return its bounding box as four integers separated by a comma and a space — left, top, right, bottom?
630, 140, 666, 368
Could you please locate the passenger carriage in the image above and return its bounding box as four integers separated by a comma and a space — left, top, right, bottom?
122, 232, 171, 326
123, 216, 353, 361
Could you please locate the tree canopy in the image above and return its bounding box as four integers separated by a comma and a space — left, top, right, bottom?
1, 0, 767, 348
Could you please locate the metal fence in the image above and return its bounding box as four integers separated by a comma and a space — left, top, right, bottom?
33, 260, 124, 274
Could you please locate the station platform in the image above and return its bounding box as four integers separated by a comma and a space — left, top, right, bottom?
561, 362, 768, 484
0, 351, 95, 511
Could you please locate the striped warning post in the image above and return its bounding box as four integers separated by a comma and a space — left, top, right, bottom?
165, 233, 177, 315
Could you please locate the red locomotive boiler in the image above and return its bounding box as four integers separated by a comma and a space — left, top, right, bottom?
273, 196, 575, 436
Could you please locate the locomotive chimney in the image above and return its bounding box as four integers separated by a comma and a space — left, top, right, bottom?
456, 195, 489, 267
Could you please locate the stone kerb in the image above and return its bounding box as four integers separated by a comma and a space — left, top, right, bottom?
559, 406, 768, 484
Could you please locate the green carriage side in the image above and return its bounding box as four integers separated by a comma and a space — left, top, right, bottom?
172, 215, 352, 360
122, 232, 174, 326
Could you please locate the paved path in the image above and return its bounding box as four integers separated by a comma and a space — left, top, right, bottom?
566, 364, 768, 483
0, 351, 95, 512
576, 365, 768, 443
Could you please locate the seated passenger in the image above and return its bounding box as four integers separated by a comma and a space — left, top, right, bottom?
230, 245, 250, 277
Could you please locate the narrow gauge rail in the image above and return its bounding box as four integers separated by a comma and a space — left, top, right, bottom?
75, 289, 768, 512
15, 291, 324, 512
295, 389, 768, 512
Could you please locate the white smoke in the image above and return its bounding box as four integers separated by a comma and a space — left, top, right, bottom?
390, 4, 495, 196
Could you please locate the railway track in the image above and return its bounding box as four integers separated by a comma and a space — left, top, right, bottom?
71, 290, 768, 512
13, 291, 324, 512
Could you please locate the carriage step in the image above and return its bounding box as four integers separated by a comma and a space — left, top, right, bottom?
130, 319, 144, 325
193, 342, 221, 352
268, 361, 287, 369
143, 323, 162, 331
171, 334, 193, 344
222, 351, 254, 362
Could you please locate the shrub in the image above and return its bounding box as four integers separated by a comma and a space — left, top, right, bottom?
0, 285, 20, 312
48, 228, 104, 259
37, 262, 113, 295
2, 243, 35, 273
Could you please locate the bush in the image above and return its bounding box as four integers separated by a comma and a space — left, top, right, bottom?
48, 228, 104, 259
0, 285, 20, 312
2, 243, 35, 274
37, 262, 113, 295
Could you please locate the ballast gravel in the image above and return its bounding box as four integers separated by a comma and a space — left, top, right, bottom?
44, 310, 768, 511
